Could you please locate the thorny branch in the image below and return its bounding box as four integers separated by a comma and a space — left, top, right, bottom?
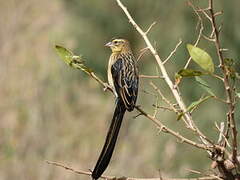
208, 0, 238, 167
46, 161, 220, 180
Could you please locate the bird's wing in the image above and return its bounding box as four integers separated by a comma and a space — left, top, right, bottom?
111, 55, 138, 111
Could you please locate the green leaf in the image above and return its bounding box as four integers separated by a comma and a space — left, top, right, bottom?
187, 44, 214, 73
177, 69, 204, 77
177, 95, 213, 120
55, 45, 74, 65
187, 96, 212, 112
195, 76, 215, 96
55, 45, 92, 74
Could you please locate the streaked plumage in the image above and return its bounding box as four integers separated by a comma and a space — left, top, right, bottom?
92, 39, 139, 180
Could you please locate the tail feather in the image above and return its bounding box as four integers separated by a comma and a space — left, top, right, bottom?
91, 99, 126, 180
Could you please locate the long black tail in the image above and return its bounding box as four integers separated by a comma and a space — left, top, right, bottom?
91, 99, 126, 180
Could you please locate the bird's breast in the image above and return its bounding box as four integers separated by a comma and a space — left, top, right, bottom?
108, 55, 118, 95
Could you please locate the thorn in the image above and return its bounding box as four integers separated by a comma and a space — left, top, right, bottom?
133, 113, 142, 119
145, 21, 157, 35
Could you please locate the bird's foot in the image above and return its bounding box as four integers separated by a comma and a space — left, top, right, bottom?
103, 83, 112, 92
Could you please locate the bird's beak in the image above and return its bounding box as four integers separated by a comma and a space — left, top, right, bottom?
105, 41, 113, 47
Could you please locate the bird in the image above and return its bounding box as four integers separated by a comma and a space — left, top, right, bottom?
91, 38, 139, 180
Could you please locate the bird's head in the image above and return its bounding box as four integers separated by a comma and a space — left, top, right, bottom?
105, 38, 131, 54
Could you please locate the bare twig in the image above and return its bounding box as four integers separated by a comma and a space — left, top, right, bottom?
152, 104, 175, 112
214, 11, 223, 17
135, 106, 227, 155
219, 48, 228, 52
153, 95, 159, 118
149, 82, 178, 113
185, 169, 223, 180
215, 122, 231, 148
209, 73, 224, 81
202, 34, 215, 42
163, 39, 182, 64
185, 168, 202, 175
216, 122, 224, 144
139, 75, 164, 79
137, 47, 149, 61
46, 160, 219, 180
46, 161, 95, 178
145, 21, 157, 35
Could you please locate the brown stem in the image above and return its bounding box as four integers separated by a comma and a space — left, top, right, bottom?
208, 0, 238, 165
46, 160, 220, 180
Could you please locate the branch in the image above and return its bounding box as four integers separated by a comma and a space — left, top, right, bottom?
46, 160, 94, 178
145, 21, 157, 35
137, 47, 149, 62
90, 72, 114, 93
139, 75, 163, 79
163, 39, 182, 64
208, 0, 238, 165
215, 122, 231, 148
135, 106, 214, 152
46, 160, 220, 180
150, 82, 179, 114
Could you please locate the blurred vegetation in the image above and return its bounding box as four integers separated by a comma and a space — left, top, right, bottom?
0, 0, 239, 179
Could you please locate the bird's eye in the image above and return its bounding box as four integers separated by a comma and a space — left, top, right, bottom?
113, 41, 118, 45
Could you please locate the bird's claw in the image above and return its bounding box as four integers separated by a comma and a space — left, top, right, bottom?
103, 83, 111, 92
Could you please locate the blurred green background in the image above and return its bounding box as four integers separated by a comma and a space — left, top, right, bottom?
0, 0, 239, 179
